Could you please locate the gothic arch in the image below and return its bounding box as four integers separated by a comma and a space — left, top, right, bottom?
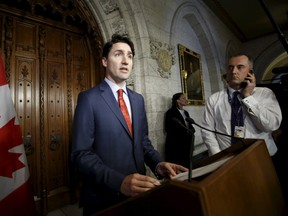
254, 41, 288, 83
170, 1, 222, 94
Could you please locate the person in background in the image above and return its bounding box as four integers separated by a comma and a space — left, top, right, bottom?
71, 34, 187, 216
164, 93, 194, 168
201, 53, 282, 156
201, 53, 284, 200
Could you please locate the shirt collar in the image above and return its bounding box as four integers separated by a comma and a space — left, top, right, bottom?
105, 77, 128, 95
227, 86, 241, 97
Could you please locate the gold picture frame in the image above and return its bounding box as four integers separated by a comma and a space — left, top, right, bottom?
178, 44, 205, 105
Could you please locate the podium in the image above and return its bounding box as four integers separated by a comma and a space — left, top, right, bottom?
94, 139, 286, 216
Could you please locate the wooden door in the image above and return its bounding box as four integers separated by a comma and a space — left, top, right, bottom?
0, 0, 104, 214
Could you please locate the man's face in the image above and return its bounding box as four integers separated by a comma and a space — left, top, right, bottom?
225, 55, 251, 87
102, 42, 133, 85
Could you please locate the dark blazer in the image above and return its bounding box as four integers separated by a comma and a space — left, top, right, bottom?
164, 106, 193, 168
71, 80, 163, 213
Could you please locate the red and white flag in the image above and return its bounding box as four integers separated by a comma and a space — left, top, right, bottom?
0, 55, 36, 215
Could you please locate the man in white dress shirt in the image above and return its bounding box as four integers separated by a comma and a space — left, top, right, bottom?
201, 53, 282, 157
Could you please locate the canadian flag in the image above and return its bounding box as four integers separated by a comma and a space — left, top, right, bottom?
0, 55, 36, 215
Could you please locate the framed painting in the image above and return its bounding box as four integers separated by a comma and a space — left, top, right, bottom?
178, 44, 205, 105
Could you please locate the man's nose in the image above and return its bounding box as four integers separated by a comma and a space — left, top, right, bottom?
121, 56, 129, 64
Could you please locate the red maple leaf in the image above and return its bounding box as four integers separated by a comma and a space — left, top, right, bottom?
0, 117, 25, 178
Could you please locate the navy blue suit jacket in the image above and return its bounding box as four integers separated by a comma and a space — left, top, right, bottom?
71, 80, 163, 212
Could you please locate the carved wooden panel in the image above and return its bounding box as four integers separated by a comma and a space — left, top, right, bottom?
12, 20, 41, 200
14, 57, 40, 199
71, 35, 92, 111
0, 0, 104, 214
15, 21, 37, 54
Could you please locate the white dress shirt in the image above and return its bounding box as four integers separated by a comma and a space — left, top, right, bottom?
201, 86, 282, 156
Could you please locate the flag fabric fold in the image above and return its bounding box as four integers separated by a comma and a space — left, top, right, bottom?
0, 54, 36, 216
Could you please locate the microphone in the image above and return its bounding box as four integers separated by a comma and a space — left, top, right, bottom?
184, 117, 257, 172
172, 117, 195, 182
172, 118, 195, 135
185, 117, 244, 143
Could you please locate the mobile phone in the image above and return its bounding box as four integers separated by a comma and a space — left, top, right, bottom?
240, 70, 254, 88
240, 81, 247, 88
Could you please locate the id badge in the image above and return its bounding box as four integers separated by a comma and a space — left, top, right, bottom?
234, 126, 245, 138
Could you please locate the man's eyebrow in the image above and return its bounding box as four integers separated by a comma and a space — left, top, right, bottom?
228, 64, 245, 67
113, 49, 124, 53
113, 49, 132, 54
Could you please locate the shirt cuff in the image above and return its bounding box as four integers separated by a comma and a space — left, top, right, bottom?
242, 95, 257, 109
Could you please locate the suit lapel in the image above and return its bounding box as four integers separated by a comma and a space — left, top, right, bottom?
100, 81, 133, 138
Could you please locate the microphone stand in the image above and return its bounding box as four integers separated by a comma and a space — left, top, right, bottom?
172, 118, 195, 182
188, 130, 195, 182
172, 118, 195, 135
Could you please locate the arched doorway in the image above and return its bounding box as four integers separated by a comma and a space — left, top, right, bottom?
0, 0, 104, 214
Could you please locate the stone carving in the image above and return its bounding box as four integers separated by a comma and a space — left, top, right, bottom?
99, 0, 119, 15
111, 18, 127, 35
126, 76, 134, 88
150, 38, 175, 78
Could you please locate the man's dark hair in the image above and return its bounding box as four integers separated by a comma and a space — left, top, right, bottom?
102, 34, 135, 58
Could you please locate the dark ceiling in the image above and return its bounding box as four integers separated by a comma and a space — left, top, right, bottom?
203, 0, 288, 42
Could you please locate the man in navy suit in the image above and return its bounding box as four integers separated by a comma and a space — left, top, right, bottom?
71, 34, 187, 215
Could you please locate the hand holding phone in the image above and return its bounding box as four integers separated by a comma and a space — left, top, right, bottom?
240, 80, 247, 88
241, 70, 256, 98
240, 70, 254, 88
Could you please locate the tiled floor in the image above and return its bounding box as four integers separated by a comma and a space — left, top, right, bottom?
47, 203, 83, 216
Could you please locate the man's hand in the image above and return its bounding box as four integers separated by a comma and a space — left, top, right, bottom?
156, 162, 188, 179
120, 173, 160, 197
242, 72, 256, 98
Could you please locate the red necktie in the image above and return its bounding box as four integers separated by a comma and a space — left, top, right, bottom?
118, 89, 133, 136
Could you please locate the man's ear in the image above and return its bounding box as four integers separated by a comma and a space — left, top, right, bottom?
102, 57, 107, 67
